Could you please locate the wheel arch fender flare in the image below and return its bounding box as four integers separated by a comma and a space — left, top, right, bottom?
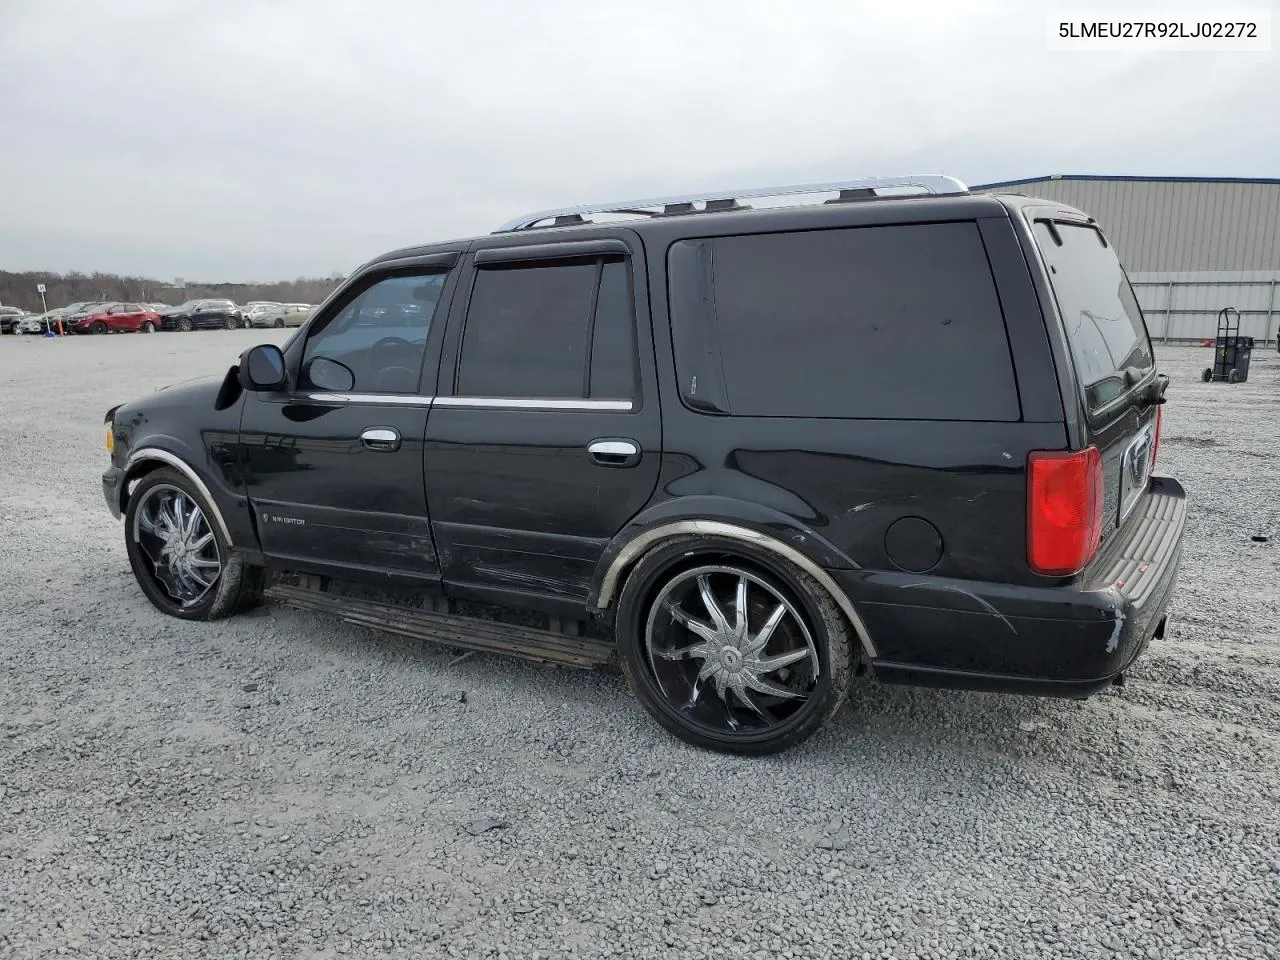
590, 498, 878, 660
120, 445, 236, 547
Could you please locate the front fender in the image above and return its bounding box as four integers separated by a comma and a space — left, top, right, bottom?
116, 433, 252, 551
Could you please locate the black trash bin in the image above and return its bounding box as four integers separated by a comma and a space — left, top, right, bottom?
1201, 308, 1255, 383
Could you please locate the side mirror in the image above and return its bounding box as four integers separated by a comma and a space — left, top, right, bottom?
238, 344, 287, 391
305, 356, 355, 392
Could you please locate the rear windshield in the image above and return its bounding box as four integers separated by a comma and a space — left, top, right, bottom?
1031, 220, 1153, 412
666, 222, 1020, 421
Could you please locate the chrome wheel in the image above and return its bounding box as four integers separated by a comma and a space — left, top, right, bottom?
644, 565, 820, 733
131, 484, 221, 607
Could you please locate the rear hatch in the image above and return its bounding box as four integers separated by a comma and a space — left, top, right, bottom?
1026, 209, 1166, 549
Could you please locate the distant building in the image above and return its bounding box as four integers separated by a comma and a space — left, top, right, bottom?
972, 175, 1280, 342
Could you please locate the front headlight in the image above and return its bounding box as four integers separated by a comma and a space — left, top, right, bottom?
105, 423, 115, 454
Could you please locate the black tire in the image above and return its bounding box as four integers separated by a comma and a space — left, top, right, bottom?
274, 318, 285, 329
178, 317, 193, 332
224, 315, 237, 330
140, 321, 155, 334
91, 320, 107, 335
1228, 368, 1240, 384
1201, 368, 1213, 382
615, 536, 854, 755
123, 467, 263, 621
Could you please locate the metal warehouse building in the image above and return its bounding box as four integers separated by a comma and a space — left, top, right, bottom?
972, 175, 1280, 343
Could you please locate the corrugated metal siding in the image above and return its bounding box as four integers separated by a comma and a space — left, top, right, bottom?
974, 178, 1280, 273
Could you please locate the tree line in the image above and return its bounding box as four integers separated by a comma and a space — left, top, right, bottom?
0, 270, 344, 314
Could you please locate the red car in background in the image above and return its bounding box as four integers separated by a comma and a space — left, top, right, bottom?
73, 302, 163, 335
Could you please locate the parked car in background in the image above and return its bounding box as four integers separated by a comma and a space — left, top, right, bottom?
72, 302, 162, 335
22, 302, 104, 333
251, 303, 313, 328
0, 306, 26, 335
242, 302, 283, 327
147, 303, 170, 312
159, 299, 244, 331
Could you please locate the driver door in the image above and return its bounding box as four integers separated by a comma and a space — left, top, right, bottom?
236, 254, 460, 583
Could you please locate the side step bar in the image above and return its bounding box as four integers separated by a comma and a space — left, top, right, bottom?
266, 583, 616, 669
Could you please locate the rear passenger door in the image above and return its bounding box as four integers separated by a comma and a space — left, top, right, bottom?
424, 234, 661, 610
119, 303, 145, 331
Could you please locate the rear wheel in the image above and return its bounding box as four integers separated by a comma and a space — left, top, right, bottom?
616, 538, 854, 755
224, 315, 237, 330
1228, 368, 1240, 384
274, 318, 285, 329
123, 467, 263, 621
1201, 367, 1213, 382
140, 321, 155, 334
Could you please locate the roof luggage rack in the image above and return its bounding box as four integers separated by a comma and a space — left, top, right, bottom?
498, 175, 969, 232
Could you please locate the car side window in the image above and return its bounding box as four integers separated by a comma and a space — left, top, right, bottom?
456, 255, 637, 400
301, 270, 446, 394
588, 259, 637, 399
124, 303, 142, 313
667, 223, 1020, 420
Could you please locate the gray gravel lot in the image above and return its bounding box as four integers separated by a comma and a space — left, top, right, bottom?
1, 331, 1278, 960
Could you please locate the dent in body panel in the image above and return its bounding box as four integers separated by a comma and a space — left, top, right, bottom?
112, 376, 251, 544
647, 420, 1066, 587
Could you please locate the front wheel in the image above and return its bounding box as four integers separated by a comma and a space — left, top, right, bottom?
1202, 368, 1213, 382
91, 320, 107, 334
178, 317, 193, 332
123, 467, 263, 620
616, 539, 854, 755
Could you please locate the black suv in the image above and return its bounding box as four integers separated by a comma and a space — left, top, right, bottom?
102, 176, 1186, 754
160, 299, 244, 331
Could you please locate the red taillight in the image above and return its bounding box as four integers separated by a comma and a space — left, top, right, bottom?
1151, 406, 1162, 470
1027, 446, 1104, 576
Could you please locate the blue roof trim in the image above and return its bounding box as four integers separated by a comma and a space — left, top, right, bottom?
974, 174, 1280, 189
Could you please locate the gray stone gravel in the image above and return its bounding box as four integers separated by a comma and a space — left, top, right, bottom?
1, 331, 1278, 959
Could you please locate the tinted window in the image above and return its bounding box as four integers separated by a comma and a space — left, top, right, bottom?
458, 259, 598, 398
588, 259, 637, 399
303, 271, 445, 394
667, 223, 1019, 420
1032, 221, 1153, 412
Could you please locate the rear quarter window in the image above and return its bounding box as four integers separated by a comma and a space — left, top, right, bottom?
1030, 220, 1154, 413
666, 222, 1020, 420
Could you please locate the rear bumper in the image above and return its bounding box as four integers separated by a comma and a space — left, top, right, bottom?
844, 475, 1187, 696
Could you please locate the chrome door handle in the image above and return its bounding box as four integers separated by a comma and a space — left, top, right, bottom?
361, 427, 401, 452
588, 438, 641, 467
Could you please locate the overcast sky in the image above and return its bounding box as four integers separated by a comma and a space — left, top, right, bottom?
1, 0, 1276, 282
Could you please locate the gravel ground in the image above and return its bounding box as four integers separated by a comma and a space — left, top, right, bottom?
1, 331, 1278, 960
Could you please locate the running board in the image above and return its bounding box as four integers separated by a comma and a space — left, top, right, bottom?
266, 583, 616, 669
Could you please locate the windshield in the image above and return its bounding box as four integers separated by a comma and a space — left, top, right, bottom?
1031, 219, 1154, 412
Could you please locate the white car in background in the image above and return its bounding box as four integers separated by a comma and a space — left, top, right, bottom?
242, 302, 283, 327
251, 303, 313, 328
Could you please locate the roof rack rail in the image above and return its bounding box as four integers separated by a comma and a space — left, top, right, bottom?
498, 175, 969, 231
